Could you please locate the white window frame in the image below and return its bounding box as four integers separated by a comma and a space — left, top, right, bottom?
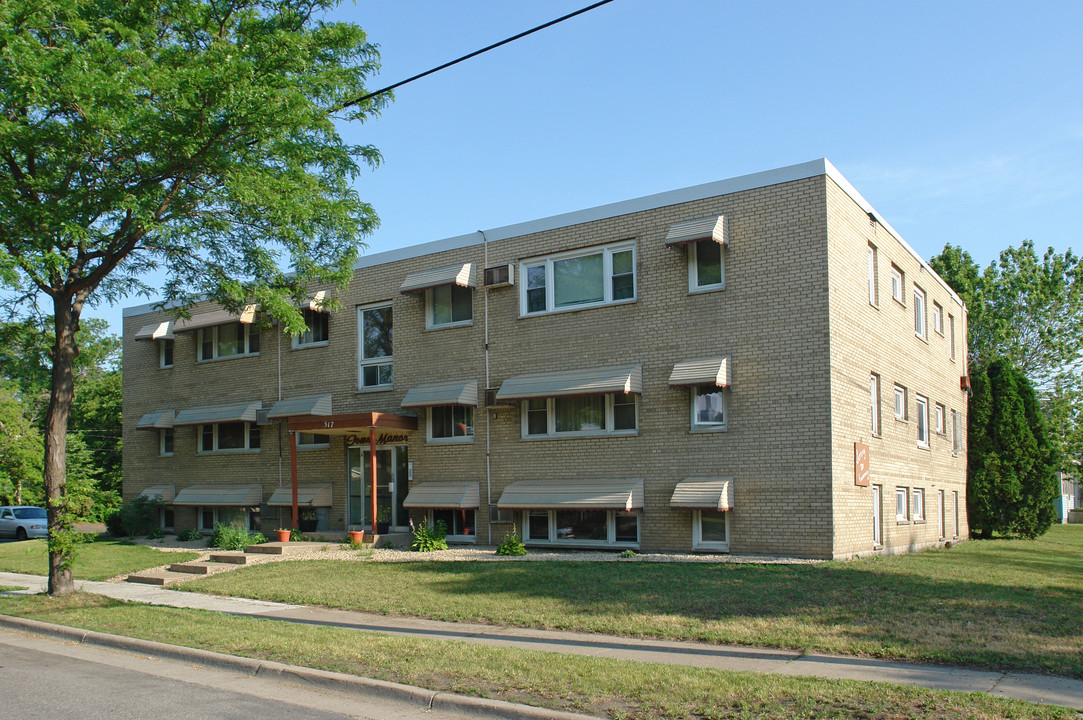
916, 394, 929, 447
295, 432, 330, 450
197, 422, 260, 454
896, 487, 909, 522
159, 339, 174, 369
426, 284, 473, 329
159, 428, 174, 457
952, 490, 960, 538
520, 393, 638, 439
160, 506, 175, 532
870, 373, 881, 436
912, 487, 925, 522
692, 509, 729, 551
521, 509, 639, 547
891, 265, 904, 304
197, 322, 259, 362
914, 285, 927, 340
292, 309, 330, 349
935, 403, 946, 435
427, 405, 475, 443
690, 386, 727, 431
357, 303, 393, 391
948, 314, 956, 361
937, 489, 946, 540
867, 244, 878, 306
872, 484, 882, 546
931, 301, 943, 335
894, 385, 907, 420
688, 239, 725, 293
198, 506, 258, 533
519, 241, 636, 316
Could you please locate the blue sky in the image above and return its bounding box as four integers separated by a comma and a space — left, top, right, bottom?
99, 0, 1082, 334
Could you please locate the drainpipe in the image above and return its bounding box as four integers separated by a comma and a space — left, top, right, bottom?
480, 230, 493, 545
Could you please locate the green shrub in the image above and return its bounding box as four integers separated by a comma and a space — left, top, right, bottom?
209, 523, 266, 551
106, 498, 161, 537
147, 529, 165, 540
411, 519, 448, 552
177, 528, 202, 542
618, 549, 638, 558
496, 526, 527, 556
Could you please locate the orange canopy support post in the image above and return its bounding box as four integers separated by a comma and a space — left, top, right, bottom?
369, 422, 378, 534
289, 430, 299, 530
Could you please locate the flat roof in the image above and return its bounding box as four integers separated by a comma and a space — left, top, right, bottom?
124, 159, 961, 317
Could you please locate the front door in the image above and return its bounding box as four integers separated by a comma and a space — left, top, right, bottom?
347, 445, 409, 529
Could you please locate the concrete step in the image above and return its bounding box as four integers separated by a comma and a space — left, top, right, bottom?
244, 541, 337, 556
126, 570, 191, 586
168, 562, 219, 574
208, 552, 251, 565
244, 542, 285, 555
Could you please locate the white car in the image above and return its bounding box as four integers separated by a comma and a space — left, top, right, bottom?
0, 506, 48, 540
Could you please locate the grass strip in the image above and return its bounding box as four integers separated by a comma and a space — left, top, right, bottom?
184, 525, 1083, 677
0, 538, 199, 580
0, 592, 1073, 720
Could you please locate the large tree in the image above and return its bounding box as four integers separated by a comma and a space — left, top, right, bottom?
0, 0, 385, 594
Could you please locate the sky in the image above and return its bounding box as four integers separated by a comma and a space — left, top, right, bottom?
96, 0, 1083, 335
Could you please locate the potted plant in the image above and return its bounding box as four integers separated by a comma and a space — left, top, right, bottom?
275, 528, 291, 543
376, 507, 391, 534
347, 529, 364, 545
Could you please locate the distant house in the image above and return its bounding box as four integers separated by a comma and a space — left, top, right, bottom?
122, 159, 969, 558
1058, 469, 1082, 524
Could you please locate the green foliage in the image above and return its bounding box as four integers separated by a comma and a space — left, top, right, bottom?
0, 380, 43, 506
967, 359, 1059, 539
410, 520, 448, 552
618, 549, 638, 558
147, 529, 165, 540
177, 528, 203, 542
496, 526, 527, 556
107, 497, 162, 537
209, 523, 266, 551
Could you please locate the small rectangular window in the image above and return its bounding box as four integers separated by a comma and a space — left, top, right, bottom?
896, 487, 908, 522
293, 309, 329, 347
694, 509, 729, 550
296, 432, 330, 449
690, 240, 724, 292
891, 265, 904, 304
916, 395, 929, 447
197, 422, 259, 453
870, 373, 881, 436
159, 339, 174, 368
894, 385, 907, 420
429, 405, 474, 442
160, 429, 174, 456
952, 409, 962, 454
358, 304, 393, 390
692, 386, 727, 430
935, 403, 946, 434
949, 314, 956, 361
197, 323, 259, 361
520, 241, 636, 315
912, 488, 925, 521
428, 285, 473, 328
521, 393, 637, 438
931, 301, 943, 335
867, 244, 878, 306
914, 285, 927, 340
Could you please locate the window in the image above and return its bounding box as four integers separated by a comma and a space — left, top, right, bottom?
689, 239, 724, 292
159, 429, 174, 457
891, 265, 904, 303
523, 509, 638, 545
896, 487, 908, 522
429, 405, 474, 442
912, 487, 925, 521
159, 339, 174, 369
937, 489, 945, 539
952, 409, 962, 454
872, 485, 882, 546
691, 386, 727, 430
161, 507, 174, 532
870, 373, 881, 435
693, 509, 729, 550
521, 241, 635, 315
952, 491, 959, 538
914, 285, 927, 339
358, 304, 393, 390
935, 403, 946, 434
948, 314, 956, 361
867, 244, 878, 306
430, 509, 475, 538
522, 393, 637, 438
427, 284, 473, 328
198, 422, 260, 453
199, 507, 258, 532
198, 323, 259, 361
293, 309, 329, 348
296, 432, 330, 449
932, 301, 943, 335
916, 395, 929, 447
893, 385, 907, 420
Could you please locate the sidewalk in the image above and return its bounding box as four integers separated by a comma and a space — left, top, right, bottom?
2, 571, 1081, 712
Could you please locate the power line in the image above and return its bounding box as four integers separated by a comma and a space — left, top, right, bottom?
340, 0, 616, 109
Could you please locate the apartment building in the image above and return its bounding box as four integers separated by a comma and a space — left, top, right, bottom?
121, 159, 969, 558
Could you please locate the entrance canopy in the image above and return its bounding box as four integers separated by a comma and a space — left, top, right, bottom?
287, 411, 417, 436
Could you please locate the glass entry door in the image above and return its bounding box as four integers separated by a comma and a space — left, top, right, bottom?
347, 445, 409, 529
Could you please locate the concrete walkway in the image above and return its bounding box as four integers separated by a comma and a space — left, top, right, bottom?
2, 571, 1081, 713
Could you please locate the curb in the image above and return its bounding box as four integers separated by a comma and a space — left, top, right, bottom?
0, 614, 600, 720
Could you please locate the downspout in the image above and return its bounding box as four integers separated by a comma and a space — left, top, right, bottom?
480, 230, 493, 545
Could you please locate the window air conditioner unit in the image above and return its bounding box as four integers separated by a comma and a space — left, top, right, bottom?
485, 388, 515, 408
483, 263, 514, 288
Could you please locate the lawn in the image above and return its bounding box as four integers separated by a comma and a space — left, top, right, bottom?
0, 592, 1072, 720
184, 525, 1083, 677
0, 537, 198, 580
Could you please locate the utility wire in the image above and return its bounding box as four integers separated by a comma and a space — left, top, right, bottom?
340, 0, 615, 109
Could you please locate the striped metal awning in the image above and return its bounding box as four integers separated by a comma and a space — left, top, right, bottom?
665, 215, 727, 247
173, 484, 263, 507
668, 357, 732, 387
495, 365, 642, 401
137, 485, 176, 503
403, 482, 481, 509
497, 479, 643, 511
173, 401, 262, 426
133, 321, 174, 341
399, 263, 476, 294
173, 305, 258, 332
401, 380, 479, 408
670, 478, 734, 510
267, 484, 333, 507
266, 394, 333, 419
137, 410, 175, 430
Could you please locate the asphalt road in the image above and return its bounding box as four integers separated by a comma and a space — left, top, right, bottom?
0, 628, 463, 720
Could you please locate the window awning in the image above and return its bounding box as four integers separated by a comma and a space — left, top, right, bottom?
399, 263, 476, 294
668, 356, 732, 387
401, 380, 479, 408
267, 484, 333, 507
173, 484, 263, 507
665, 215, 727, 247
670, 478, 734, 511
137, 485, 176, 503
173, 400, 262, 426
134, 321, 174, 341
497, 479, 643, 511
403, 482, 481, 509
137, 410, 175, 430
173, 305, 258, 332
266, 394, 332, 419
306, 290, 328, 311
495, 365, 642, 401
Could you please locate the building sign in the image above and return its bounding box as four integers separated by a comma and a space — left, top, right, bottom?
854, 442, 870, 487
345, 432, 411, 446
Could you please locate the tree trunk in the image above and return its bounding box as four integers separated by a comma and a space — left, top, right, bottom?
43, 300, 79, 596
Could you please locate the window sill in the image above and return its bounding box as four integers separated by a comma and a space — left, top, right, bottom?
197, 449, 260, 455
692, 543, 730, 552
196, 353, 260, 364
521, 431, 638, 441
690, 425, 728, 434
159, 365, 174, 370
426, 437, 474, 445
869, 301, 879, 310
519, 297, 636, 319
913, 519, 927, 525
356, 386, 393, 394
292, 341, 329, 350
159, 453, 174, 458
296, 445, 330, 451
688, 284, 725, 295
425, 321, 474, 332
896, 520, 910, 525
